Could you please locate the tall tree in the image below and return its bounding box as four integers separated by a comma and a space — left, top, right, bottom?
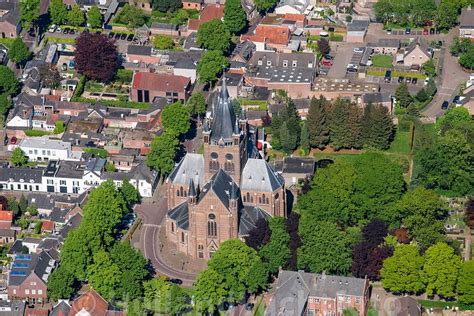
60, 227, 94, 280
244, 218, 270, 250
286, 212, 301, 270
9, 37, 31, 65
300, 121, 310, 154
47, 265, 77, 300
49, 0, 68, 25
144, 277, 190, 314
307, 96, 330, 148
11, 147, 27, 166
361, 103, 394, 150
395, 82, 413, 108
381, 244, 425, 294
161, 101, 191, 135
20, 0, 40, 35
329, 99, 358, 149
223, 0, 246, 34
114, 4, 146, 29
279, 122, 297, 154
186, 92, 206, 117
119, 178, 140, 206
87, 250, 121, 300
423, 242, 461, 299
153, 35, 174, 50
146, 131, 180, 176
298, 219, 352, 274
255, 0, 278, 12
194, 268, 228, 314
87, 6, 103, 29
457, 260, 474, 307
0, 66, 19, 95
259, 217, 291, 274
197, 19, 232, 53
68, 5, 85, 27
152, 0, 181, 13
196, 50, 229, 85
435, 0, 460, 30
75, 32, 119, 83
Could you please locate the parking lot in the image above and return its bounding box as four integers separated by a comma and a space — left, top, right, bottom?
327, 42, 359, 78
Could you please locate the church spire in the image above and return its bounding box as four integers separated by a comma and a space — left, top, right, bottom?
209, 72, 236, 143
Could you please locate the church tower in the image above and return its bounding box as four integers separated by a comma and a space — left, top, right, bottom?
203, 76, 248, 183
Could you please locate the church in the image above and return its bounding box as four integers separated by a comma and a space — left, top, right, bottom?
165, 79, 287, 259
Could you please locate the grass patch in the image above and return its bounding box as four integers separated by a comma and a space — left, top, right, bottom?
367, 308, 378, 316
371, 54, 393, 68
367, 69, 386, 76
388, 120, 413, 154
329, 33, 344, 42
45, 37, 76, 44
313, 152, 363, 163
254, 297, 265, 316
367, 69, 427, 79
0, 38, 15, 49
84, 147, 109, 158
84, 80, 104, 93
418, 299, 458, 309
25, 129, 51, 137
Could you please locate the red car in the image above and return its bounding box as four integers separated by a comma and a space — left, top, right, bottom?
423, 27, 429, 35
321, 59, 333, 67
10, 137, 17, 145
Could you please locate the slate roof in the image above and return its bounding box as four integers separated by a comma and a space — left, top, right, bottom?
362, 92, 392, 104
231, 40, 256, 61
404, 38, 431, 57
168, 202, 189, 229
168, 153, 205, 187
50, 301, 71, 316
127, 45, 152, 56
273, 157, 315, 174
8, 240, 25, 256
238, 206, 270, 235
0, 228, 15, 237
151, 22, 178, 30
241, 159, 284, 192
8, 251, 55, 286
200, 170, 239, 210
347, 19, 369, 32
0, 1, 19, 25
58, 213, 82, 239
460, 7, 474, 28
0, 167, 44, 183
210, 77, 237, 143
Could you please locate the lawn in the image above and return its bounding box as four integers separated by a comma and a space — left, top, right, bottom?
371, 54, 393, 68
387, 121, 414, 155
418, 299, 458, 309
254, 297, 265, 316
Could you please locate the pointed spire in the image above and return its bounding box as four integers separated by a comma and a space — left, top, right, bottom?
220, 72, 229, 101
188, 178, 196, 197
233, 117, 239, 135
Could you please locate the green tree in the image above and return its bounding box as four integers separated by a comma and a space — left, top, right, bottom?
161, 101, 191, 135
223, 0, 246, 34
457, 260, 474, 307
197, 19, 231, 53
146, 131, 180, 176
119, 178, 140, 206
105, 162, 116, 172
307, 96, 330, 148
298, 220, 352, 274
0, 93, 12, 121
381, 244, 425, 294
197, 50, 229, 85
11, 147, 27, 166
60, 227, 93, 279
435, 0, 460, 30
186, 92, 206, 117
53, 120, 65, 134
144, 276, 190, 314
195, 269, 228, 314
425, 78, 437, 96
153, 35, 175, 50
109, 242, 149, 299
9, 37, 31, 65
0, 66, 19, 95
114, 4, 146, 29
361, 103, 394, 149
49, 0, 68, 25
87, 6, 103, 28
300, 121, 310, 155
435, 106, 472, 135
208, 239, 267, 301
259, 217, 291, 274
87, 250, 121, 300
19, 194, 28, 214
395, 82, 413, 108
415, 88, 429, 102
329, 99, 362, 149
152, 0, 181, 13
422, 59, 436, 77
20, 0, 40, 35
279, 121, 297, 154
47, 265, 77, 300
255, 0, 277, 12
68, 5, 85, 27
423, 242, 461, 299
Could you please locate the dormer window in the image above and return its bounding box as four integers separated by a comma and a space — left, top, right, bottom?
258, 60, 262, 65
283, 60, 288, 67
308, 61, 313, 68
292, 61, 297, 67
267, 60, 272, 66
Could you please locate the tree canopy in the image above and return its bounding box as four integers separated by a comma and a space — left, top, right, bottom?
307, 96, 330, 148
457, 260, 474, 307
223, 0, 247, 34
161, 102, 191, 135
146, 131, 180, 177
20, 0, 40, 32
47, 265, 77, 300
144, 276, 190, 314
87, 6, 103, 29
11, 147, 27, 167
186, 92, 207, 117
0, 66, 19, 95
153, 35, 175, 50
259, 217, 291, 274
114, 4, 146, 29
152, 0, 181, 13
9, 37, 31, 65
68, 5, 85, 27
197, 19, 231, 53
49, 0, 68, 25
196, 50, 229, 85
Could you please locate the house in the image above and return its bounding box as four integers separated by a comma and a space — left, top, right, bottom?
22, 237, 41, 253
273, 157, 315, 186
346, 19, 369, 43
0, 209, 13, 229
460, 6, 474, 39
231, 40, 256, 63
163, 51, 202, 84
40, 220, 54, 233
0, 167, 45, 193
126, 45, 160, 65
367, 39, 400, 55
0, 300, 26, 316
182, 0, 203, 11
120, 129, 154, 155
246, 52, 316, 98
0, 229, 15, 244
240, 15, 292, 51
186, 4, 224, 33
19, 138, 82, 162
0, 1, 20, 38
403, 39, 432, 67
275, 0, 310, 15
69, 289, 123, 316
361, 92, 393, 114
55, 101, 89, 117
265, 270, 370, 316
7, 251, 56, 302
150, 22, 180, 36
217, 73, 243, 99
131, 72, 191, 103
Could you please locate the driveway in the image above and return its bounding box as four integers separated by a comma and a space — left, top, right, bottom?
328, 42, 359, 78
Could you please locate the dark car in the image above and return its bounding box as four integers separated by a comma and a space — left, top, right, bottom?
453, 95, 461, 104
441, 101, 449, 110
405, 28, 411, 34
114, 33, 121, 39
324, 54, 333, 60
398, 76, 404, 83
83, 28, 89, 33
63, 28, 70, 34
384, 70, 392, 82
405, 77, 412, 84
246, 303, 254, 311
108, 32, 115, 38
411, 77, 418, 84
120, 33, 127, 40
127, 34, 134, 41
430, 28, 435, 35
168, 278, 183, 285
69, 29, 75, 35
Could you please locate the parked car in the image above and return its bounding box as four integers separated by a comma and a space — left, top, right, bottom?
108, 32, 115, 38
69, 60, 75, 69
324, 54, 333, 60
10, 136, 17, 145
120, 33, 127, 40
48, 24, 56, 33
168, 278, 183, 285
69, 29, 75, 35
441, 101, 449, 110
424, 77, 431, 86
386, 28, 392, 34
63, 28, 70, 34
321, 59, 333, 67
411, 78, 418, 84
353, 47, 364, 54
61, 63, 68, 71
127, 34, 134, 41
384, 70, 392, 83
114, 33, 121, 39
405, 28, 411, 34
346, 67, 357, 73
405, 77, 412, 84
423, 27, 429, 35
56, 27, 62, 33
398, 76, 404, 83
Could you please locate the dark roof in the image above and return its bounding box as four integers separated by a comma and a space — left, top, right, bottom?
8, 239, 24, 255
460, 7, 474, 28
239, 206, 270, 235
0, 1, 19, 25
347, 19, 369, 32
50, 207, 71, 223
0, 167, 44, 183
0, 228, 15, 237
27, 193, 56, 210
58, 213, 82, 239
174, 58, 197, 69
168, 202, 189, 229
274, 157, 315, 174
37, 237, 61, 251
210, 77, 237, 143
231, 40, 256, 61
217, 72, 243, 87
200, 170, 239, 210
8, 251, 55, 287
0, 300, 25, 316
150, 22, 178, 30
405, 38, 431, 57
127, 45, 152, 56
362, 92, 392, 104
50, 301, 71, 316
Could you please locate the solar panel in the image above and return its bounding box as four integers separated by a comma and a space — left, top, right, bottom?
10, 271, 27, 276
12, 263, 29, 268
16, 255, 32, 260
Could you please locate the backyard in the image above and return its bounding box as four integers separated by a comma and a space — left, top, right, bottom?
371, 54, 393, 68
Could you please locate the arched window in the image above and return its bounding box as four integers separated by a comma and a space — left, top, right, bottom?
274, 193, 280, 216
171, 222, 175, 232
258, 196, 262, 204
176, 189, 180, 196
207, 213, 217, 237
243, 194, 246, 202
262, 194, 266, 204
181, 232, 185, 243
246, 192, 250, 203
179, 186, 184, 196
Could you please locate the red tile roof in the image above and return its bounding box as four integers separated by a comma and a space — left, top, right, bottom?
0, 210, 13, 222
69, 289, 109, 316
41, 220, 54, 232
254, 25, 290, 45
284, 13, 306, 22
187, 4, 224, 30
132, 72, 190, 93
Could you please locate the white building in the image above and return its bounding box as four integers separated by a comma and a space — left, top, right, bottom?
275, 0, 310, 14
19, 138, 81, 162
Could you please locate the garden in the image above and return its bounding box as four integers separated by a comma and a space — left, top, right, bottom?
371, 54, 393, 68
